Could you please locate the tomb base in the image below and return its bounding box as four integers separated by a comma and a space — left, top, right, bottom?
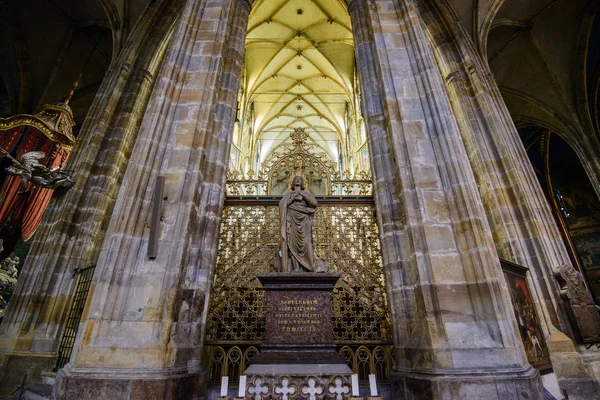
242, 367, 353, 399
242, 273, 354, 399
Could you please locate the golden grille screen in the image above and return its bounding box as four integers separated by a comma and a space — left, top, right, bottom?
207, 203, 391, 343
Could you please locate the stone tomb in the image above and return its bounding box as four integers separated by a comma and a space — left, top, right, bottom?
242, 273, 353, 399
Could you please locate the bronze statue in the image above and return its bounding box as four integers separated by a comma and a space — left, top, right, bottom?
279, 176, 318, 272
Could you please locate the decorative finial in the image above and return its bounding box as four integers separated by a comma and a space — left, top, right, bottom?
290, 128, 308, 145
64, 73, 83, 105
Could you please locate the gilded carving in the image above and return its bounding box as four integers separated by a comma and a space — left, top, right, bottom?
0, 101, 76, 150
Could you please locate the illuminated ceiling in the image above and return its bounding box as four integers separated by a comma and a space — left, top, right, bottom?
244, 0, 355, 164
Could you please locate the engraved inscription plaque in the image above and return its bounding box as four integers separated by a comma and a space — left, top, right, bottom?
254, 273, 344, 364
275, 299, 320, 334
267, 292, 331, 344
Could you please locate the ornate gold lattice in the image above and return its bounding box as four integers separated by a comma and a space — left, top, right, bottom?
206, 203, 392, 344
202, 344, 394, 382
225, 128, 373, 196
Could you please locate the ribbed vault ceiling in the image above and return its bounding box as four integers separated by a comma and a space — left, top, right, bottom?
245, 0, 355, 163
486, 0, 597, 140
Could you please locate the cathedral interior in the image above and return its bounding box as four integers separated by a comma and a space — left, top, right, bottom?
0, 0, 599, 399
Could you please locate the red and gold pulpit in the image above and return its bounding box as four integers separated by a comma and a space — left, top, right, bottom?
0, 101, 75, 242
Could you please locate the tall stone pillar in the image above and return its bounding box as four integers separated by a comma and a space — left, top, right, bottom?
53, 0, 250, 398
416, 1, 600, 398
349, 0, 543, 398
0, 0, 182, 386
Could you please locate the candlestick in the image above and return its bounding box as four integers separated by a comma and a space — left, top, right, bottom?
368, 374, 378, 396
220, 376, 229, 397
351, 374, 360, 396
238, 375, 247, 398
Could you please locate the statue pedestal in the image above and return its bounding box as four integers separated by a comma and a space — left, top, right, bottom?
243, 273, 354, 398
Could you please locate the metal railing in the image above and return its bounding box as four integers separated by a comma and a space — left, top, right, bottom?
55, 265, 96, 369
0, 374, 27, 399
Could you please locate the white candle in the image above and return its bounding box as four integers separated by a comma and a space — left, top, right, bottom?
220, 376, 229, 397
369, 374, 378, 396
238, 375, 247, 398
351, 374, 359, 396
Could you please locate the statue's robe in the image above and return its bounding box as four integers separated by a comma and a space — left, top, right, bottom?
279, 190, 317, 272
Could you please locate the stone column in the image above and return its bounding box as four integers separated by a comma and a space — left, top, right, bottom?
416, 1, 600, 397
0, 0, 182, 386
53, 0, 250, 398
349, 0, 543, 398
442, 65, 567, 331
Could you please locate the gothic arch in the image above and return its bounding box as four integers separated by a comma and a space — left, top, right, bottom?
98, 0, 122, 56
479, 0, 505, 59
573, 4, 600, 140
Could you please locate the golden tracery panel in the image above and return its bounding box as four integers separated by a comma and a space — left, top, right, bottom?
206, 202, 392, 343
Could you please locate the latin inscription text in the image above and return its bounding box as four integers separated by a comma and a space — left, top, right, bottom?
276, 299, 322, 333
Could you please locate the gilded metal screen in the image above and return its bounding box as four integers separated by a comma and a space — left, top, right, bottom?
204, 200, 394, 382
